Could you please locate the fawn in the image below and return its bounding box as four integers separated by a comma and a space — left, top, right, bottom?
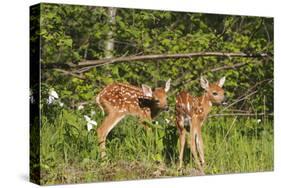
175, 76, 226, 172
96, 79, 171, 158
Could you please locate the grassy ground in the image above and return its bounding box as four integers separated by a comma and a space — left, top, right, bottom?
33, 108, 273, 185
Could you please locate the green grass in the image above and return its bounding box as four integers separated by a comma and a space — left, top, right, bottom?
33, 108, 273, 185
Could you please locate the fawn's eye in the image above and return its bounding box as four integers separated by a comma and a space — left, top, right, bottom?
212, 92, 218, 96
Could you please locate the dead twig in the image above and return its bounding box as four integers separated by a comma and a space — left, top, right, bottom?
221, 90, 258, 112
53, 69, 86, 80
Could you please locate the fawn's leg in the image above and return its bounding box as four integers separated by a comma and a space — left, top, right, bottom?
190, 118, 204, 172
97, 112, 125, 158
176, 115, 185, 168
196, 126, 205, 167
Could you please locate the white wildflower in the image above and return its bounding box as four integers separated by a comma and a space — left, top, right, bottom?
87, 120, 97, 131
155, 121, 159, 125
47, 96, 55, 104
84, 115, 97, 131
59, 102, 64, 107
84, 115, 91, 122
49, 89, 59, 99
78, 105, 84, 110
87, 123, 93, 132
47, 89, 59, 105
89, 120, 97, 126
257, 119, 261, 123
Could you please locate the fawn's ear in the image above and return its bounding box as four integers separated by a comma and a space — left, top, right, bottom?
218, 76, 226, 87
142, 84, 153, 97
200, 76, 209, 90
165, 78, 171, 92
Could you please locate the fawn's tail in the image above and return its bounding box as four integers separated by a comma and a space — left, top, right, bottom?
95, 93, 104, 116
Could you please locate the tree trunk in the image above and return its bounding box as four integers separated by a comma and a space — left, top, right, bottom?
104, 7, 117, 59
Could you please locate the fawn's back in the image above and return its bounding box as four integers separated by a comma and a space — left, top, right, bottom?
97, 83, 150, 114
176, 91, 207, 121
96, 80, 170, 119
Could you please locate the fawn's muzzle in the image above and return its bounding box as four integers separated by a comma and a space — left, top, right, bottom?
222, 97, 228, 106
164, 105, 169, 111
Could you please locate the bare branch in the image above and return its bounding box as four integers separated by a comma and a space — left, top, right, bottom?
53, 69, 86, 80
77, 52, 270, 67
220, 78, 273, 112
221, 90, 258, 112
43, 52, 271, 71
209, 62, 252, 72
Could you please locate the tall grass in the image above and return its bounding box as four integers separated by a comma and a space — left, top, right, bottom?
35, 108, 273, 185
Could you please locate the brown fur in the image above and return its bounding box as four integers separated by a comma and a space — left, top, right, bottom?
175, 77, 225, 173
96, 80, 170, 158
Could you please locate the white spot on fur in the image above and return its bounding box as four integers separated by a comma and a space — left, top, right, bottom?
187, 102, 190, 111
119, 109, 126, 113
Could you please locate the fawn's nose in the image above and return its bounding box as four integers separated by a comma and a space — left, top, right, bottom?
222, 96, 228, 106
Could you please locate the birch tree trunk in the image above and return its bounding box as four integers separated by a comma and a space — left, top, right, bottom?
104, 7, 117, 59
